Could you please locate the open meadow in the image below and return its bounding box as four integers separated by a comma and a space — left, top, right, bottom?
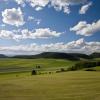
0, 58, 100, 100
0, 71, 100, 100
0, 58, 77, 74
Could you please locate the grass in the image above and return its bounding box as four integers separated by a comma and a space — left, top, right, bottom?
0, 58, 100, 100
0, 58, 76, 67
0, 58, 77, 74
94, 58, 100, 61
94, 66, 100, 71
0, 71, 100, 100
92, 66, 100, 71
83, 66, 100, 71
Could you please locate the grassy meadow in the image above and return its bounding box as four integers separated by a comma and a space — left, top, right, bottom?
0, 58, 76, 74
0, 71, 100, 100
0, 58, 100, 100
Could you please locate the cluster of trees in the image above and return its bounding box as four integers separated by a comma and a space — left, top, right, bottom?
31, 61, 100, 75
67, 61, 100, 71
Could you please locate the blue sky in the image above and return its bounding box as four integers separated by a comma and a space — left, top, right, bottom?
0, 0, 100, 55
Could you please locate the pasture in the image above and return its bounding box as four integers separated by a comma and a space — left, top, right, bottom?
0, 58, 100, 100
0, 71, 100, 100
0, 58, 76, 74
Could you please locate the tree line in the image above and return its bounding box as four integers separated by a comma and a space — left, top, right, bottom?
67, 61, 100, 71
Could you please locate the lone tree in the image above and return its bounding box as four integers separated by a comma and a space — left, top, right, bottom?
32, 69, 37, 75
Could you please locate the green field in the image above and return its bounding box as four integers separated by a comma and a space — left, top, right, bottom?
0, 58, 100, 100
0, 58, 77, 74
0, 71, 100, 100
89, 66, 100, 71
0, 58, 76, 67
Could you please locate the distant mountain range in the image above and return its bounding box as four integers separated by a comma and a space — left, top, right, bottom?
0, 54, 8, 58
0, 52, 100, 60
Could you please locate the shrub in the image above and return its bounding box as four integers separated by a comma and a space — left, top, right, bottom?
85, 69, 96, 71
32, 69, 37, 75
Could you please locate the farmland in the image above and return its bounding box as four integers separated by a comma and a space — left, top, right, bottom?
0, 58, 100, 100
0, 71, 100, 100
0, 58, 76, 74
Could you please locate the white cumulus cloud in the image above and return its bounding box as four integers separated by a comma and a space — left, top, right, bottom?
0, 28, 62, 41
70, 19, 100, 36
2, 7, 25, 27
0, 38, 100, 55
15, 0, 25, 4
14, 0, 89, 14
79, 2, 92, 14
28, 0, 49, 11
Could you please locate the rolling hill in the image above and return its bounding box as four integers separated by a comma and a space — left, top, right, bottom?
12, 52, 93, 60
0, 52, 100, 60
